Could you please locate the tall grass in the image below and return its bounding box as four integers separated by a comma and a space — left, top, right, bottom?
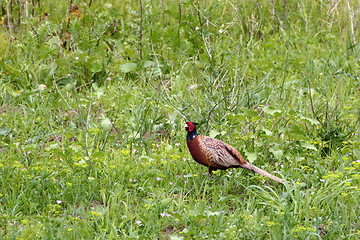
0, 0, 359, 239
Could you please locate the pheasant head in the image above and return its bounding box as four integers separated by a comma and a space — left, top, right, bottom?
185, 122, 198, 140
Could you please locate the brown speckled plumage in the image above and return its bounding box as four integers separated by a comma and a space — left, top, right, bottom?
185, 122, 284, 184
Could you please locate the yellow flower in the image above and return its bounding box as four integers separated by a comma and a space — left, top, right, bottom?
323, 171, 342, 180
344, 167, 355, 171
91, 211, 101, 217
266, 221, 276, 226
120, 149, 130, 155
21, 219, 29, 224
351, 161, 360, 169
343, 182, 351, 187
293, 226, 315, 232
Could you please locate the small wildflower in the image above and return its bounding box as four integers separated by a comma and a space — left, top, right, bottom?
341, 192, 349, 197
169, 182, 173, 185
320, 179, 325, 182
266, 221, 275, 226
38, 84, 47, 91
135, 220, 143, 226
156, 177, 162, 181
323, 171, 343, 180
56, 200, 62, 204
9, 221, 17, 226
195, 27, 200, 30
21, 219, 28, 224
160, 213, 172, 217
293, 226, 315, 232
352, 160, 360, 169
91, 211, 101, 217
120, 149, 130, 155
175, 143, 180, 146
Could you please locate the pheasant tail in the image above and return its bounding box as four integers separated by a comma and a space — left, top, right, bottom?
242, 163, 284, 184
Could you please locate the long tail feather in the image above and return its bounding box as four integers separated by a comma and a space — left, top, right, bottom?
242, 163, 284, 184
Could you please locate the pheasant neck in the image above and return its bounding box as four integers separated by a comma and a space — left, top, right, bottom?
186, 131, 198, 140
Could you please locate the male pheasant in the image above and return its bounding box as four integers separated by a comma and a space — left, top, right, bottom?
185, 122, 284, 184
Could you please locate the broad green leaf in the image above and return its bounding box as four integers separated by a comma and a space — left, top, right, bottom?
160, 198, 172, 207
89, 60, 102, 73
289, 125, 305, 135
143, 60, 154, 68
120, 62, 137, 73
301, 142, 317, 150
262, 106, 281, 115
262, 128, 273, 136
209, 129, 220, 138
92, 151, 107, 159
244, 151, 257, 162
101, 118, 112, 131
300, 116, 321, 125
0, 127, 11, 136
269, 148, 284, 160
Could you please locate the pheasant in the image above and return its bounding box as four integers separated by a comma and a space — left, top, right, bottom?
185, 122, 284, 184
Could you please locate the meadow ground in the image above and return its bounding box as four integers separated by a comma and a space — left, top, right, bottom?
0, 0, 359, 239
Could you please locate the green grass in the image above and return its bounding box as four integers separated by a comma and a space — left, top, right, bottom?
0, 0, 359, 239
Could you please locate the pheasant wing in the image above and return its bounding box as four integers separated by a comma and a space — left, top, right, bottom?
200, 136, 246, 168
